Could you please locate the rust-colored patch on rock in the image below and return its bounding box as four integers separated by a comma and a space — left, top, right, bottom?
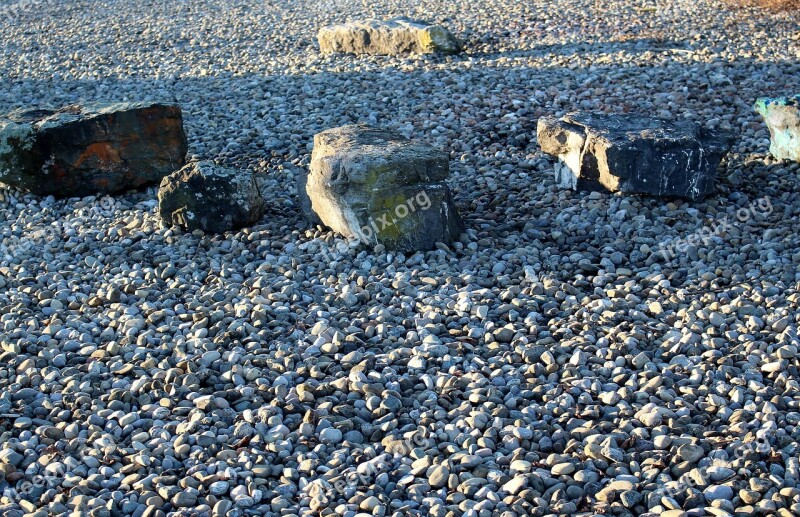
74, 143, 123, 169
0, 102, 188, 197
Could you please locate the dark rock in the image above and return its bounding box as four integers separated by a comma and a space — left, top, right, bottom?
0, 449, 24, 467
0, 102, 187, 197
0, 506, 23, 517
158, 161, 265, 233
537, 112, 734, 201
10, 388, 37, 402
318, 18, 460, 55
755, 95, 800, 162
296, 167, 322, 226
620, 490, 643, 508
300, 125, 462, 252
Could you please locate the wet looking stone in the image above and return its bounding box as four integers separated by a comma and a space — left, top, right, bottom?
0, 102, 187, 197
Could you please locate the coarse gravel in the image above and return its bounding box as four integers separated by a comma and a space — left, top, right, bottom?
1, 1, 799, 516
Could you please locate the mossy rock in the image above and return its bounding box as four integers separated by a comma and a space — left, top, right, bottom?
318, 18, 460, 56
302, 125, 462, 252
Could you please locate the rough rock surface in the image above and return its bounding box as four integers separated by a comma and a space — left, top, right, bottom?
318, 18, 459, 55
158, 160, 265, 233
0, 102, 187, 197
2, 1, 800, 517
301, 125, 462, 251
538, 113, 733, 201
755, 95, 800, 162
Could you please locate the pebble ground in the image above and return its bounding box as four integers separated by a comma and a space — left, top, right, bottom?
1, 1, 799, 516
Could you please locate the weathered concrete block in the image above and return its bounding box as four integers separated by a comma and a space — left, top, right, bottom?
318, 18, 459, 55
0, 102, 187, 197
159, 161, 265, 233
300, 125, 462, 252
537, 112, 733, 201
755, 95, 800, 162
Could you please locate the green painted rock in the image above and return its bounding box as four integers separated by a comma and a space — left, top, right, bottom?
0, 102, 187, 197
318, 18, 460, 55
755, 95, 800, 162
538, 112, 733, 201
159, 161, 265, 233
300, 125, 462, 252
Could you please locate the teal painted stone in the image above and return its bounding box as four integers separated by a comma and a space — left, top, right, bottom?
755, 95, 800, 162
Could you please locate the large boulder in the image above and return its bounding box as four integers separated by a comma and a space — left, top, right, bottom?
158, 161, 265, 233
0, 102, 188, 197
755, 95, 800, 162
318, 18, 460, 55
537, 113, 734, 201
300, 125, 462, 252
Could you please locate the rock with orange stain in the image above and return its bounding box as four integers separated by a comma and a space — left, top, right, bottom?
0, 102, 187, 197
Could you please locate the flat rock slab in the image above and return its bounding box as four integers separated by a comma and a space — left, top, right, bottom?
159, 161, 265, 233
318, 18, 459, 55
537, 113, 733, 201
755, 95, 800, 162
299, 124, 462, 252
0, 102, 187, 197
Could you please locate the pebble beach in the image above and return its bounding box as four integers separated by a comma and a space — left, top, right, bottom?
1, 0, 800, 516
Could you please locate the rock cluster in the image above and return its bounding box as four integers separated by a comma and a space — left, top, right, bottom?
158, 160, 265, 233
0, 102, 187, 197
537, 113, 733, 201
1, 1, 800, 516
755, 95, 800, 162
318, 18, 460, 55
299, 125, 462, 252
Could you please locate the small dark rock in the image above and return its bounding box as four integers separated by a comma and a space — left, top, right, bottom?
158, 160, 265, 233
